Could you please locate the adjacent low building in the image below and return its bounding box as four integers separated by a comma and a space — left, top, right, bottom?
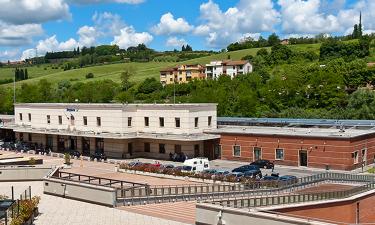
11, 103, 220, 159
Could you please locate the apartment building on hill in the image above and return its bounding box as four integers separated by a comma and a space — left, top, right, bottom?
160, 64, 205, 85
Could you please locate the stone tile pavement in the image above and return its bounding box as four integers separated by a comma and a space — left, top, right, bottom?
0, 181, 190, 225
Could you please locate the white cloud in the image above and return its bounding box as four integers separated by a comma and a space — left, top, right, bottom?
77, 26, 97, 47
92, 12, 126, 36
166, 37, 187, 47
0, 49, 20, 61
278, 0, 340, 34
69, 0, 144, 4
21, 35, 79, 60
0, 0, 70, 25
151, 12, 193, 35
196, 0, 280, 48
111, 26, 153, 49
0, 22, 43, 46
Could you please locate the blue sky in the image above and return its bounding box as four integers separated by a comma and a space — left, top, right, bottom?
0, 0, 373, 61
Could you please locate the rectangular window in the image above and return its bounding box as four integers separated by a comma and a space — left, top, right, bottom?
28, 113, 31, 122
254, 147, 262, 161
95, 138, 104, 153
159, 117, 164, 127
96, 117, 101, 127
144, 142, 150, 152
47, 115, 51, 124
128, 117, 132, 127
159, 144, 165, 154
70, 115, 75, 126
194, 144, 200, 157
233, 145, 241, 157
175, 117, 180, 128
208, 116, 212, 127
353, 151, 359, 164
19, 113, 23, 121
83, 116, 87, 126
28, 133, 32, 142
144, 117, 149, 127
275, 148, 284, 160
58, 116, 62, 125
194, 117, 199, 128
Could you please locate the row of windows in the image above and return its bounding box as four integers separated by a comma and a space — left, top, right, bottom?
25, 113, 212, 128
232, 146, 284, 160
19, 113, 31, 122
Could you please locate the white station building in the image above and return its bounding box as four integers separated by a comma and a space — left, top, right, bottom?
10, 103, 221, 159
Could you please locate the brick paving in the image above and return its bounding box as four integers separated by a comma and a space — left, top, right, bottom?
119, 201, 196, 225
0, 181, 189, 225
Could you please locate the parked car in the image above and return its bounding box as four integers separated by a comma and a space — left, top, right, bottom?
250, 160, 274, 169
225, 172, 244, 182
201, 169, 217, 174
68, 149, 81, 158
262, 175, 279, 181
128, 161, 144, 167
232, 165, 260, 173
90, 152, 107, 161
243, 170, 262, 179
214, 169, 230, 176
183, 157, 210, 172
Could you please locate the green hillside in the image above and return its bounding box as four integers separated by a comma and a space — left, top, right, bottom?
0, 43, 323, 88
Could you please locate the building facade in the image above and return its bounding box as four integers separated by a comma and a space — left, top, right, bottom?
209, 126, 375, 171
160, 64, 205, 85
205, 60, 252, 79
12, 103, 220, 159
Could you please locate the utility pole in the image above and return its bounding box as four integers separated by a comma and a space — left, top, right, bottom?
13, 71, 16, 105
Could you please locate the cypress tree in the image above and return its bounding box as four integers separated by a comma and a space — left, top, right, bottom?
181, 45, 186, 52
19, 69, 25, 80
24, 69, 28, 80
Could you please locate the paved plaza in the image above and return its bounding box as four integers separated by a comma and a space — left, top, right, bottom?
0, 181, 190, 225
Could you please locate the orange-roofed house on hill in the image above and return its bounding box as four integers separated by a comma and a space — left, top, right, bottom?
160, 64, 205, 85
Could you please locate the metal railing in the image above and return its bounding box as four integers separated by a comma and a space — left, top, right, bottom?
52, 171, 148, 189
2, 186, 32, 225
117, 172, 375, 206
208, 182, 375, 209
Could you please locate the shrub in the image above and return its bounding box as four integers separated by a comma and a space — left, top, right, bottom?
86, 73, 94, 79
29, 157, 36, 165
64, 153, 71, 165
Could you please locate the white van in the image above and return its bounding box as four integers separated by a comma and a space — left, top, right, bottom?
183, 157, 210, 173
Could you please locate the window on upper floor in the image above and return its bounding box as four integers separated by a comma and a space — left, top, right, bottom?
58, 116, 62, 125
83, 116, 87, 126
194, 117, 199, 128
19, 113, 23, 121
144, 117, 149, 127
175, 117, 180, 128
208, 116, 212, 127
28, 113, 31, 122
47, 115, 51, 124
96, 117, 101, 127
159, 117, 164, 127
128, 117, 132, 127
70, 115, 75, 126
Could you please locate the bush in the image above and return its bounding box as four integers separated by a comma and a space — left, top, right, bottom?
29, 157, 36, 165
86, 73, 94, 79
64, 153, 71, 165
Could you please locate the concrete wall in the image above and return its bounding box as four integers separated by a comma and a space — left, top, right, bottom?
14, 104, 217, 135
43, 178, 116, 207
195, 204, 328, 225
219, 133, 375, 170
0, 167, 53, 181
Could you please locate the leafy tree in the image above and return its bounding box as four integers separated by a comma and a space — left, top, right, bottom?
256, 48, 269, 57
267, 33, 280, 46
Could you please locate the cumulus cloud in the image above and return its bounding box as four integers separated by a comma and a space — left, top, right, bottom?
0, 0, 70, 25
166, 37, 187, 47
0, 49, 20, 61
278, 0, 340, 34
111, 26, 153, 49
196, 0, 280, 48
0, 22, 43, 46
151, 12, 193, 35
21, 35, 79, 60
77, 26, 97, 47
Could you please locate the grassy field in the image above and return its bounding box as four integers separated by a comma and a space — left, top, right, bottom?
0, 43, 326, 88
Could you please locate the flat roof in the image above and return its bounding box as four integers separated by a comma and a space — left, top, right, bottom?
15, 103, 217, 112
218, 117, 375, 128
209, 125, 375, 139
